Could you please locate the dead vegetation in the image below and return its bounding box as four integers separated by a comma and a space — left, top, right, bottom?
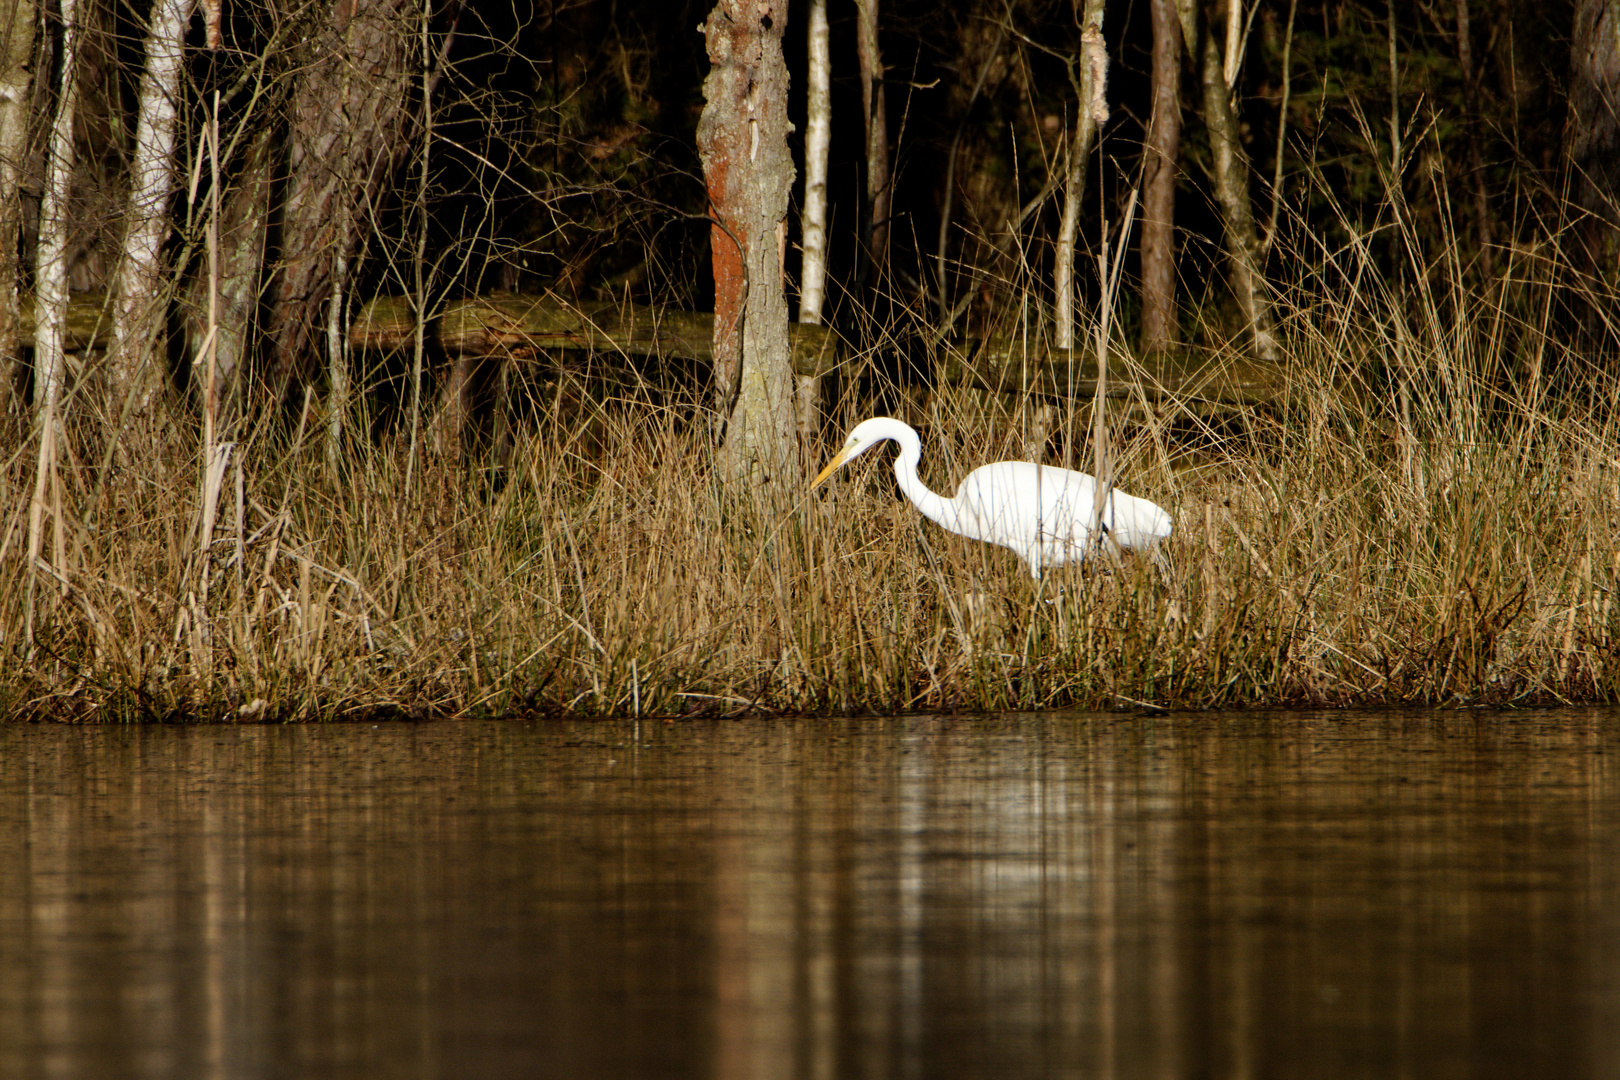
7, 203, 1620, 721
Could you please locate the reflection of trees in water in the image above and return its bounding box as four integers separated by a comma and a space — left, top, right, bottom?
1, 714, 1614, 1075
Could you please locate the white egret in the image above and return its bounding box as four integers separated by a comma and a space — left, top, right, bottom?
810, 417, 1171, 580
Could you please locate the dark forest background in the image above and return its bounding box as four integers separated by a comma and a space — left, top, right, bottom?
0, 0, 1608, 434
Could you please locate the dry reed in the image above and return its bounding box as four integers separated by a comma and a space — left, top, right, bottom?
6, 200, 1620, 721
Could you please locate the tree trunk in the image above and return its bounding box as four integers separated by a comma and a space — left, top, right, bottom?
326, 211, 349, 475
189, 124, 275, 423
796, 0, 830, 453
265, 0, 415, 399
28, 0, 82, 599
0, 0, 34, 420
1139, 0, 1181, 354
108, 0, 197, 432
1567, 0, 1620, 283
698, 0, 798, 486
1053, 0, 1106, 351
855, 0, 889, 284
32, 0, 81, 433
1175, 0, 1277, 361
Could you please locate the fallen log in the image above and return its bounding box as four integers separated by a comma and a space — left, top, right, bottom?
939, 337, 1287, 405
17, 291, 114, 351
19, 291, 843, 378
26, 291, 1286, 404
352, 293, 1286, 403
351, 293, 843, 378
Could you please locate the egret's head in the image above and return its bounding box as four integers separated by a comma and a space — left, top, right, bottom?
810, 418, 899, 490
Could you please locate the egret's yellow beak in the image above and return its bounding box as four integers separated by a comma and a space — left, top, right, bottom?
810, 446, 855, 490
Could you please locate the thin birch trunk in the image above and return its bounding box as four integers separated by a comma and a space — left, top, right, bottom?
326, 214, 348, 477
855, 0, 889, 283
406, 0, 431, 496
192, 106, 230, 675
27, 0, 83, 639
0, 0, 34, 419
109, 0, 197, 430
32, 0, 81, 437
1139, 0, 1181, 354
201, 94, 219, 454
1387, 0, 1400, 171
699, 0, 798, 486
196, 96, 228, 646
796, 0, 830, 452
1175, 0, 1277, 361
1054, 0, 1107, 351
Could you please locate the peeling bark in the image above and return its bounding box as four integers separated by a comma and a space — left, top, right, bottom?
698, 0, 797, 486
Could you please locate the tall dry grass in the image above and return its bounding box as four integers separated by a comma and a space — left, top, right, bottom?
7, 200, 1620, 719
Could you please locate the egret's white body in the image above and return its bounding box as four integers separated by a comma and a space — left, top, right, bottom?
811, 417, 1172, 580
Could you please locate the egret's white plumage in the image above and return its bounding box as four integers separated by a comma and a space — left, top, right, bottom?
811, 417, 1172, 580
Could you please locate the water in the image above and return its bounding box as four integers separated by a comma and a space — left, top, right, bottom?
1, 710, 1617, 1080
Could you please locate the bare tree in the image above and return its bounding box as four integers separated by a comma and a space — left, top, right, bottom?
189, 124, 275, 424
28, 0, 83, 626
107, 0, 197, 433
1139, 0, 1180, 354
0, 0, 33, 419
1053, 0, 1106, 351
856, 0, 889, 283
796, 0, 830, 452
698, 0, 798, 485
32, 0, 81, 442
1175, 0, 1277, 360
264, 0, 416, 399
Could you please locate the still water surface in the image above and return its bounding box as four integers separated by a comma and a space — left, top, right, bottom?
1, 710, 1617, 1079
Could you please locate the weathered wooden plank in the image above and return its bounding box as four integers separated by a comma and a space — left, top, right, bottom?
17, 291, 114, 351
352, 293, 843, 378
938, 338, 1287, 404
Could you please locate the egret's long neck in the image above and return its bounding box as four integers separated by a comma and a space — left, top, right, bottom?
889, 431, 962, 533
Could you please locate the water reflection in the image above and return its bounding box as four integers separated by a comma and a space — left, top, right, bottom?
0, 711, 1617, 1079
